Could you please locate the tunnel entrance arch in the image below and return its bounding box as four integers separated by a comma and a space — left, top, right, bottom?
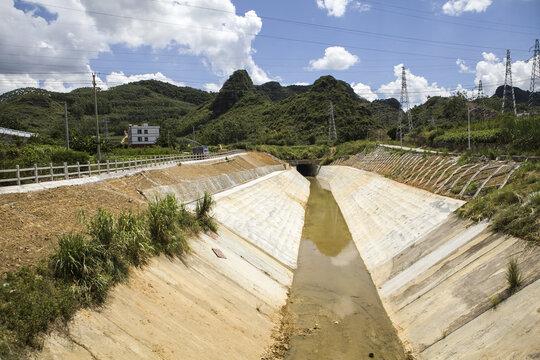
287, 159, 321, 177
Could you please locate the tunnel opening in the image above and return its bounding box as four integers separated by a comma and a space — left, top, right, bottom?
296, 163, 320, 177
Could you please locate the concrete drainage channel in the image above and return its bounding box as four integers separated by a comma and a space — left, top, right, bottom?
35, 160, 539, 359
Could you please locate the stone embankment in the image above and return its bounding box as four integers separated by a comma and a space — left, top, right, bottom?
318, 164, 540, 359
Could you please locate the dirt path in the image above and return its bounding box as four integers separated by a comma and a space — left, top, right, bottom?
0, 152, 279, 275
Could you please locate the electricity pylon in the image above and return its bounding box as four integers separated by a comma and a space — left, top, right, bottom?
501, 50, 517, 116
328, 101, 337, 141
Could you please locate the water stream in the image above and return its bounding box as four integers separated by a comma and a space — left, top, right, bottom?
285, 178, 406, 359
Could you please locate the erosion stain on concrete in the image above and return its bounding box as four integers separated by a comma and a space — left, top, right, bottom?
285, 179, 406, 359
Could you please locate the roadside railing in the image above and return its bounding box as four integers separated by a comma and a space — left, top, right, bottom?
0, 150, 242, 187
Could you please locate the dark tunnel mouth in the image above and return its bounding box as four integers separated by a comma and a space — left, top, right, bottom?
296, 163, 319, 177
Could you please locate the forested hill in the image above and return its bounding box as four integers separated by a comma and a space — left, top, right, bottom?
1, 70, 536, 148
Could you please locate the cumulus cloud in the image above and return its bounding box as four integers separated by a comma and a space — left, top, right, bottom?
351, 82, 378, 101
308, 47, 359, 71
377, 65, 451, 106
105, 71, 185, 87
0, 0, 271, 94
293, 82, 310, 86
316, 0, 352, 17
442, 0, 492, 16
456, 58, 475, 73
204, 82, 221, 92
473, 52, 532, 95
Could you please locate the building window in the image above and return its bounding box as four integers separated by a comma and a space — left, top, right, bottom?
144, 129, 148, 134
137, 129, 142, 134
138, 137, 142, 141
144, 137, 149, 142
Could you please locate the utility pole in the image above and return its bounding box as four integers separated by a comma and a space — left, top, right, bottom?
501, 50, 517, 116
467, 106, 472, 150
477, 80, 487, 121
529, 39, 539, 113
92, 73, 101, 162
64, 101, 69, 151
104, 115, 109, 140
192, 125, 195, 142
328, 101, 337, 141
167, 130, 170, 148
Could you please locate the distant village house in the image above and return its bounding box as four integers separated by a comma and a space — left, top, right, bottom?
128, 123, 159, 147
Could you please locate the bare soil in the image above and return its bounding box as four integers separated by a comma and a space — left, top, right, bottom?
0, 152, 279, 275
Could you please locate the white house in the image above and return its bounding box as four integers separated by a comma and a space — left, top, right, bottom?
128, 123, 160, 147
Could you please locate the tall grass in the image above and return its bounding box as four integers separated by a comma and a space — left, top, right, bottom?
148, 194, 190, 256
506, 258, 522, 294
0, 193, 216, 358
196, 191, 217, 232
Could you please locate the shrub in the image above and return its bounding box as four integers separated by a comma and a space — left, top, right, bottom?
196, 192, 218, 232
116, 212, 153, 267
506, 258, 522, 294
50, 233, 110, 304
0, 266, 76, 353
147, 194, 190, 256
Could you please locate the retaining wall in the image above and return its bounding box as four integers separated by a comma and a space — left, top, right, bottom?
318, 166, 540, 359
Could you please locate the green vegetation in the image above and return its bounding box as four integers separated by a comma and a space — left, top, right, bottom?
457, 162, 540, 243
0, 194, 216, 359
506, 258, 522, 294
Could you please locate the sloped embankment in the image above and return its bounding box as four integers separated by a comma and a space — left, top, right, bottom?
36, 168, 310, 359
318, 166, 540, 359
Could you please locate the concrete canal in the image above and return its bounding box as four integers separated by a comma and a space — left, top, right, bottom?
285, 178, 406, 359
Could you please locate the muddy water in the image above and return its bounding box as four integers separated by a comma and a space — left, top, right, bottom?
285, 179, 406, 360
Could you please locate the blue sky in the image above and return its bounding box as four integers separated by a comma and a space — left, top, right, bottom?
1, 0, 539, 104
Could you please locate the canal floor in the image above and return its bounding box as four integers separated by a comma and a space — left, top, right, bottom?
285, 178, 406, 359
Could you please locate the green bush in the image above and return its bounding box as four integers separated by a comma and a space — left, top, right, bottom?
51, 233, 110, 304
116, 212, 154, 267
147, 194, 190, 256
0, 266, 76, 355
506, 258, 522, 294
196, 192, 217, 232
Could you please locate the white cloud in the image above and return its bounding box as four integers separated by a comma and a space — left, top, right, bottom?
473, 52, 532, 95
0, 74, 40, 94
352, 2, 371, 12
0, 0, 272, 95
377, 65, 452, 106
316, 0, 352, 17
308, 47, 359, 71
204, 82, 221, 92
442, 0, 492, 16
456, 58, 475, 73
293, 82, 310, 86
351, 82, 378, 101
105, 71, 185, 88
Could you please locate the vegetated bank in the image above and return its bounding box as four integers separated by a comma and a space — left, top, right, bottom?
0, 193, 216, 359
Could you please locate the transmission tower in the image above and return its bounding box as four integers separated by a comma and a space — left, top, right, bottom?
501, 50, 517, 116
477, 80, 487, 121
529, 39, 540, 111
398, 66, 413, 142
328, 101, 337, 141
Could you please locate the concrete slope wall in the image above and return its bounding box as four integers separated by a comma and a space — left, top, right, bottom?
37, 169, 309, 360
336, 146, 520, 200
212, 170, 310, 269
142, 164, 286, 203
318, 166, 540, 359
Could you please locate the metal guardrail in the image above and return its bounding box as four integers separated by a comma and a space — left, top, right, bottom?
0, 150, 242, 187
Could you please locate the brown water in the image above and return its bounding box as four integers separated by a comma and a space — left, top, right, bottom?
285, 179, 406, 360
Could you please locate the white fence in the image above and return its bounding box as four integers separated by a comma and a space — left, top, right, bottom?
0, 150, 242, 187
